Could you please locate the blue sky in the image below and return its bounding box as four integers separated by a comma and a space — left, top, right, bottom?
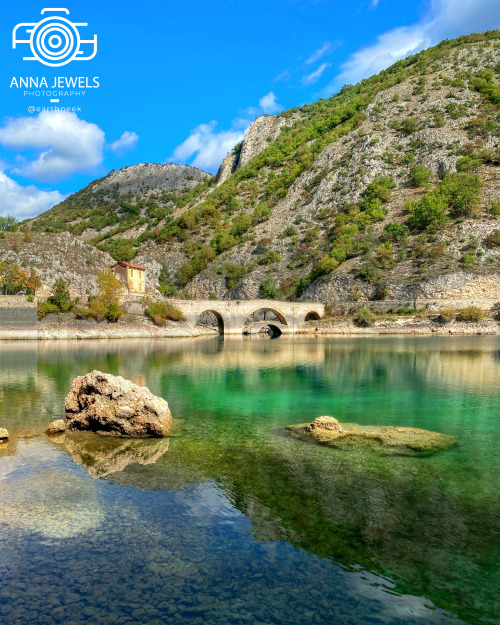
0, 0, 499, 218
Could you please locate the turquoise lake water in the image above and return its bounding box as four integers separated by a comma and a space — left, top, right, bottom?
0, 336, 499, 625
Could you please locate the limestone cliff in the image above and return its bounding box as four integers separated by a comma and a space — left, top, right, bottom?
94, 162, 211, 195
216, 114, 296, 183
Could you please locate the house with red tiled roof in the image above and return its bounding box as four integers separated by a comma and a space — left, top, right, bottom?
112, 261, 146, 294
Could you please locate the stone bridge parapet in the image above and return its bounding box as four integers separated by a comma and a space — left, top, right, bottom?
169, 299, 325, 335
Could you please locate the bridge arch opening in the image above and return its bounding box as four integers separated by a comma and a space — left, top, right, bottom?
267, 324, 283, 338
305, 311, 321, 322
196, 310, 224, 334
243, 307, 288, 337
247, 307, 288, 325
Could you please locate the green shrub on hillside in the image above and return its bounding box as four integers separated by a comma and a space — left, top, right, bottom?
489, 201, 500, 218
402, 117, 418, 135
382, 222, 409, 243
99, 238, 137, 262
258, 250, 281, 265
145, 301, 186, 324
0, 216, 18, 232
353, 307, 376, 327
409, 173, 483, 231
360, 176, 396, 218
456, 156, 482, 173
471, 70, 500, 105
410, 165, 432, 187
457, 306, 484, 322
211, 231, 236, 254
438, 308, 455, 323
229, 214, 252, 237
222, 262, 249, 289
485, 230, 500, 248
356, 262, 382, 285
260, 277, 279, 299
37, 301, 60, 320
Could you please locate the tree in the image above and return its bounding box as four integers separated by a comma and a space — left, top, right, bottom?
48, 278, 71, 312
157, 263, 176, 295
0, 261, 41, 295
0, 216, 18, 232
91, 269, 124, 322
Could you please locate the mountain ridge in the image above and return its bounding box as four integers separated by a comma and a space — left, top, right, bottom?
22, 31, 500, 305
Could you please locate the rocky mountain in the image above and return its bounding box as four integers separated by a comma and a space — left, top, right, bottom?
27, 32, 500, 305
92, 163, 211, 195
216, 114, 298, 184
0, 231, 112, 297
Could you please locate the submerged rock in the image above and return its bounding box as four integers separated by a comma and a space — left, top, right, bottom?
0, 428, 9, 441
305, 416, 344, 435
64, 370, 172, 438
287, 417, 457, 456
45, 419, 66, 435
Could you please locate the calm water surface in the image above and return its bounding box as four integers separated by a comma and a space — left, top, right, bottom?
0, 336, 499, 625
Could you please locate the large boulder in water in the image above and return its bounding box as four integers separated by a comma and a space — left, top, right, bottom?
287, 416, 457, 456
64, 370, 171, 438
0, 428, 9, 441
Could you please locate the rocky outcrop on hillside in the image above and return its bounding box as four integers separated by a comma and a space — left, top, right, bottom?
0, 232, 113, 297
93, 163, 212, 195
217, 114, 296, 183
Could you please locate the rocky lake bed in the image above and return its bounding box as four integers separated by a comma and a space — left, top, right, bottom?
0, 335, 498, 625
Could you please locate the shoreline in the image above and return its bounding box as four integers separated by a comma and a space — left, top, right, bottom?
0, 322, 498, 340
0, 325, 219, 341
301, 319, 500, 336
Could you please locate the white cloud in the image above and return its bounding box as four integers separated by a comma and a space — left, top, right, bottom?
170, 92, 284, 172
170, 122, 245, 171
0, 169, 64, 219
306, 41, 339, 65
110, 131, 139, 156
328, 0, 500, 92
334, 26, 427, 88
301, 62, 332, 86
0, 111, 105, 182
370, 0, 380, 8
259, 91, 283, 114
274, 68, 292, 83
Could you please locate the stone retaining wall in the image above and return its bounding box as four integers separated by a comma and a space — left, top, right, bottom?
327, 298, 499, 313
0, 296, 38, 330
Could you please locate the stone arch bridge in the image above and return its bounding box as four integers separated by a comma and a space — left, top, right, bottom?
170, 299, 324, 335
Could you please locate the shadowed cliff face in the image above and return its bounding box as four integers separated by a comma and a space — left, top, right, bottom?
216, 115, 297, 184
